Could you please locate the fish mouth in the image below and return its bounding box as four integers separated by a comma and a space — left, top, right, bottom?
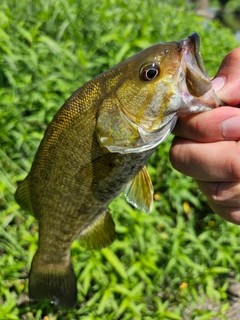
187, 33, 207, 77
177, 32, 222, 110
179, 32, 212, 98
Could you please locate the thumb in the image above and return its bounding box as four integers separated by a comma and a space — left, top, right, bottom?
211, 47, 240, 106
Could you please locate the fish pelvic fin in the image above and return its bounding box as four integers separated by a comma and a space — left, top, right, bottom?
15, 177, 34, 216
79, 210, 116, 250
29, 253, 77, 308
124, 166, 154, 214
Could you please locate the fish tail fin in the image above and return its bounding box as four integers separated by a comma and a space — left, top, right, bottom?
29, 253, 77, 308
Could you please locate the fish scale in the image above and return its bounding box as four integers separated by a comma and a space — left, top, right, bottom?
15, 32, 221, 307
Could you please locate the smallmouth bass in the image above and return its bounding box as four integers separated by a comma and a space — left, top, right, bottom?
15, 33, 220, 307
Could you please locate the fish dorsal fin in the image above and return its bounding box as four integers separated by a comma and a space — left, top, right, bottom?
124, 166, 153, 214
79, 210, 116, 250
15, 178, 34, 216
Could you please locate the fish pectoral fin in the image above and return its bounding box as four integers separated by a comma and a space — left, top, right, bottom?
124, 166, 154, 214
14, 178, 34, 216
79, 210, 116, 250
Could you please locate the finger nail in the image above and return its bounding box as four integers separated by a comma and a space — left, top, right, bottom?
211, 76, 226, 92
222, 116, 240, 139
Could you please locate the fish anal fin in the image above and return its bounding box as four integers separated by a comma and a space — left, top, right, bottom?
124, 166, 153, 214
80, 210, 116, 250
29, 253, 77, 308
14, 178, 34, 216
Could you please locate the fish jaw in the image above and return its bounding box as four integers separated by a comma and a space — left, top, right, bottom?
176, 32, 222, 115
152, 32, 221, 122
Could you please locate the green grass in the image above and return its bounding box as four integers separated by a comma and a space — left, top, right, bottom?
0, 0, 239, 319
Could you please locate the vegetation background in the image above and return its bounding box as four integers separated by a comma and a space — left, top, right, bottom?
0, 0, 239, 319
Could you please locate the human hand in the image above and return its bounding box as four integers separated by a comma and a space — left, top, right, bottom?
170, 47, 240, 224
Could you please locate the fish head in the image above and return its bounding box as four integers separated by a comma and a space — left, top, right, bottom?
97, 32, 221, 153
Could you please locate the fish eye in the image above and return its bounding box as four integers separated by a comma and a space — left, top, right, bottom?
140, 63, 160, 81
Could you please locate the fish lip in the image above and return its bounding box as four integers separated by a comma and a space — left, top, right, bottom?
182, 32, 207, 76
177, 32, 214, 98
176, 32, 221, 110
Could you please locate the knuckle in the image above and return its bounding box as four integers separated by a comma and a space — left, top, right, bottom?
211, 182, 231, 202
229, 141, 240, 180
169, 140, 185, 172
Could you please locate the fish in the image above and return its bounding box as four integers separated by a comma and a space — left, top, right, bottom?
15, 32, 221, 308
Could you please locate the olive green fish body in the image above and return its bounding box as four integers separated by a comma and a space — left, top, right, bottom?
15, 33, 220, 307
17, 71, 155, 307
